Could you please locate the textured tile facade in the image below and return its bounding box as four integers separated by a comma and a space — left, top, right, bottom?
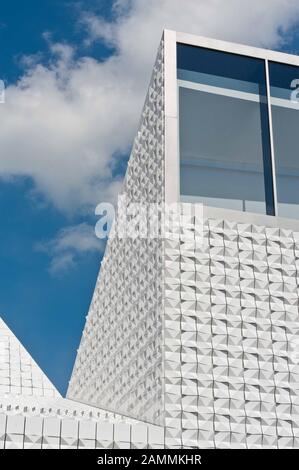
3, 31, 299, 450
164, 216, 299, 448
67, 32, 299, 448
0, 395, 164, 449
67, 38, 165, 425
0, 318, 165, 449
0, 318, 60, 398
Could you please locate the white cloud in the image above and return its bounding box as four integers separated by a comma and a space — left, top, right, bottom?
1, 0, 299, 213
36, 223, 103, 275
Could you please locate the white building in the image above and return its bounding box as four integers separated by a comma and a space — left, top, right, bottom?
2, 30, 299, 449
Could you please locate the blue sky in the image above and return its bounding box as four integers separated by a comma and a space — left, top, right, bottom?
0, 1, 115, 394
1, 0, 299, 395
0, 1, 112, 82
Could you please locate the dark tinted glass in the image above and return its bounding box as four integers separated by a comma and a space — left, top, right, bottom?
178, 43, 274, 215
269, 62, 299, 219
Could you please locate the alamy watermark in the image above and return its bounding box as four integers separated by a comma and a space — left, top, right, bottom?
94, 195, 203, 242
290, 78, 299, 102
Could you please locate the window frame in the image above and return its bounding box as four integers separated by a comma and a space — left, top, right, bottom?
177, 43, 276, 216
163, 30, 299, 218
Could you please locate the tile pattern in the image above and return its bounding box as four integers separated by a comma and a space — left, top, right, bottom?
67, 38, 165, 425
4, 31, 299, 450
0, 317, 164, 449
0, 318, 60, 398
0, 395, 164, 449
164, 217, 299, 449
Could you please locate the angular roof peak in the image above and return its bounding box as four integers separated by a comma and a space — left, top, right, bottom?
0, 317, 61, 399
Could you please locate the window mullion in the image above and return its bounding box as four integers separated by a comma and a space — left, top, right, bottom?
265, 59, 278, 216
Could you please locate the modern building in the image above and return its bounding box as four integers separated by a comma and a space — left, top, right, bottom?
0, 318, 164, 449
2, 30, 299, 449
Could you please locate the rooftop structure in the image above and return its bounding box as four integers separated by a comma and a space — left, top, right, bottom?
2, 30, 299, 449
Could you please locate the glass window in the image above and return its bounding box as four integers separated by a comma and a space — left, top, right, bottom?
269, 62, 299, 219
177, 44, 274, 215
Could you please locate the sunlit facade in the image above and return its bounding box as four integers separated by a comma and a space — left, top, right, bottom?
2, 30, 299, 449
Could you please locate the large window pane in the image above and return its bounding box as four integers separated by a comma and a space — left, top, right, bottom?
178, 44, 274, 214
269, 62, 299, 219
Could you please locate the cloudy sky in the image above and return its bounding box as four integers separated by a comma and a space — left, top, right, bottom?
1, 0, 299, 393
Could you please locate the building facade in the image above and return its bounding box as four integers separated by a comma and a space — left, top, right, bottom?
0, 318, 164, 448
2, 30, 299, 448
